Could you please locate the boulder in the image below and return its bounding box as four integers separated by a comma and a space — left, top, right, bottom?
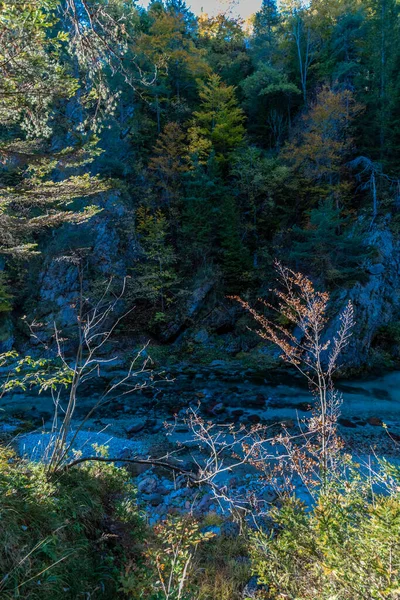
142, 493, 163, 507
212, 402, 225, 415
247, 394, 266, 408
248, 414, 261, 424
338, 417, 357, 428
324, 224, 400, 369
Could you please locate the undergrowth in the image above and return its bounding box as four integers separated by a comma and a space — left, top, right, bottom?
0, 446, 145, 599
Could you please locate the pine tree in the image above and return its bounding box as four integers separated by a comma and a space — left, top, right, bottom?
0, 1, 110, 257
252, 0, 280, 64
188, 74, 245, 166
241, 64, 300, 147
219, 195, 252, 289
180, 158, 221, 267
197, 13, 251, 87
133, 1, 208, 131
357, 0, 400, 170
134, 207, 179, 315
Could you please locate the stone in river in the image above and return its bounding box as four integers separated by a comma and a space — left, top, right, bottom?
247, 394, 266, 407
126, 419, 147, 435
248, 414, 261, 424
338, 417, 357, 428
232, 409, 244, 419
371, 388, 390, 400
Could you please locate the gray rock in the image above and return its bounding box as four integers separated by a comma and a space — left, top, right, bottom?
17, 430, 146, 463
142, 493, 163, 507
137, 476, 158, 495
212, 402, 225, 415
126, 419, 147, 435
210, 360, 230, 368
194, 329, 209, 344
196, 493, 212, 513
242, 576, 266, 599
323, 225, 400, 368
154, 485, 170, 496
367, 263, 385, 275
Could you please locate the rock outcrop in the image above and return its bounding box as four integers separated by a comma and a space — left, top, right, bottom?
326, 221, 400, 369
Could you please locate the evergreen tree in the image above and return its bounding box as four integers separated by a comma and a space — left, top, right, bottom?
197, 13, 251, 87
180, 158, 221, 267
219, 195, 252, 289
232, 147, 290, 268
133, 1, 209, 133
289, 200, 369, 286
357, 0, 400, 171
0, 0, 111, 257
251, 0, 280, 64
188, 74, 245, 166
241, 64, 300, 147
134, 206, 179, 315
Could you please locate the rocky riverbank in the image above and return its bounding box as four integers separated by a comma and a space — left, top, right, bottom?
1, 362, 400, 527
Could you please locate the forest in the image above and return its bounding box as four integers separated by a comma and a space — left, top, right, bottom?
0, 0, 400, 598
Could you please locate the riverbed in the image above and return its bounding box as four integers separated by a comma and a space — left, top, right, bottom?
2, 365, 399, 522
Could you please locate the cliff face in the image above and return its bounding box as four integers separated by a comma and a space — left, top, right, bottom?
327, 223, 400, 369
4, 192, 138, 352
3, 201, 400, 371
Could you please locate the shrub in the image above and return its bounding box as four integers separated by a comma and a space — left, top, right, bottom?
120, 516, 215, 600
249, 463, 400, 599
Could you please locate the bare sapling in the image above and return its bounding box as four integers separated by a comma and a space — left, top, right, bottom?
231, 261, 354, 490
24, 259, 152, 474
